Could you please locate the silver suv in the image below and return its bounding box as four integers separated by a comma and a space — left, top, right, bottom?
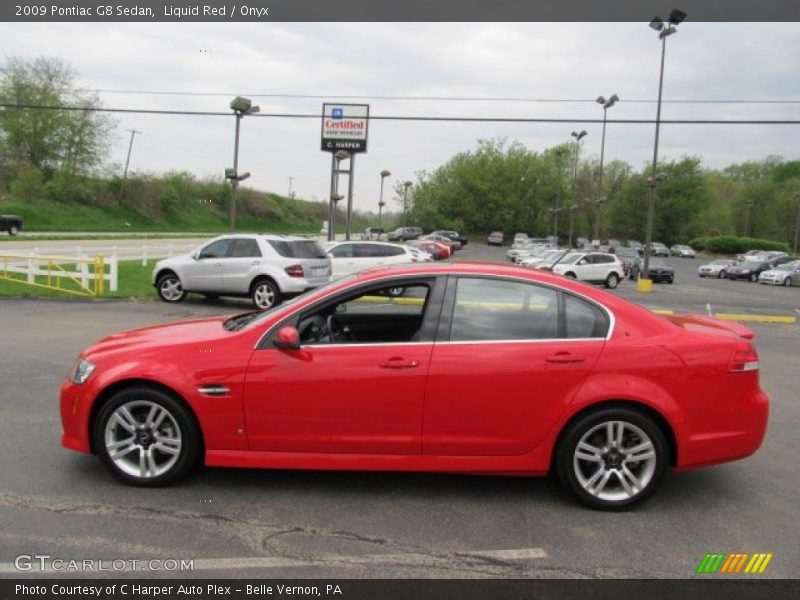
152, 234, 331, 309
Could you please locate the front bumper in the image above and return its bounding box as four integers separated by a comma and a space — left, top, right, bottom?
60, 379, 95, 454
649, 271, 674, 282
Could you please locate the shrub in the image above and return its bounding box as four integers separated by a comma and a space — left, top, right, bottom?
688, 236, 709, 251
702, 235, 790, 255
10, 166, 45, 203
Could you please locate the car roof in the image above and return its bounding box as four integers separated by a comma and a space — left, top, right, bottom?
328, 240, 405, 247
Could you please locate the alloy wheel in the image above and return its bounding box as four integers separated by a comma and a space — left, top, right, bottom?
158, 276, 184, 302
572, 420, 658, 503
253, 282, 277, 309
104, 400, 182, 479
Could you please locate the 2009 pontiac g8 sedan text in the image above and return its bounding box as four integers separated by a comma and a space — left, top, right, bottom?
60, 263, 769, 510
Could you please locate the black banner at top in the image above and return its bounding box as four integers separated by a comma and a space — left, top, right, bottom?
3, 0, 800, 22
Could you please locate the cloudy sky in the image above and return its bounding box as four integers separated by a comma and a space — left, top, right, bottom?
2, 22, 799, 210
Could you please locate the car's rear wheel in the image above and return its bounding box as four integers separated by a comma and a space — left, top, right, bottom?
556, 407, 668, 510
605, 273, 620, 289
94, 387, 200, 486
156, 273, 186, 303
251, 278, 280, 310
8, 225, 19, 236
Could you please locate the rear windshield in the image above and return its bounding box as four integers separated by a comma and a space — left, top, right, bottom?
268, 240, 327, 259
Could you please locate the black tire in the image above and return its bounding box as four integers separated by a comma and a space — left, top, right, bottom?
156, 272, 186, 303
8, 225, 19, 236
565, 272, 577, 279
717, 270, 726, 279
667, 278, 674, 284
783, 277, 792, 287
93, 386, 201, 487
556, 407, 668, 510
750, 273, 758, 283
251, 277, 281, 310
605, 272, 620, 289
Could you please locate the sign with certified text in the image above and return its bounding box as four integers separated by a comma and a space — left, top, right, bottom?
321, 103, 369, 153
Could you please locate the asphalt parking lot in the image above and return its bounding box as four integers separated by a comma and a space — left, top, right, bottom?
0, 244, 798, 579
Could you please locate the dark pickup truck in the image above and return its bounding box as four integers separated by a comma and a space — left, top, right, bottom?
0, 215, 23, 235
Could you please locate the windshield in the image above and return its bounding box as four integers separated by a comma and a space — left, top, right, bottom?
775, 263, 795, 271
557, 254, 581, 265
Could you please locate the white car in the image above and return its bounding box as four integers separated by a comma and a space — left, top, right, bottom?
152, 234, 332, 309
324, 241, 418, 277
670, 244, 696, 258
697, 259, 733, 278
551, 252, 625, 289
519, 249, 563, 269
759, 261, 800, 286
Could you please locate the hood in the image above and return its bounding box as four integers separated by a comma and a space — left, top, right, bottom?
83, 315, 232, 360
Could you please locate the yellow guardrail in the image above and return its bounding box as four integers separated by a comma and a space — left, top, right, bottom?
0, 253, 106, 297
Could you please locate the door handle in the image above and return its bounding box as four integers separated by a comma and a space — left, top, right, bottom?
545, 352, 585, 364
213, 262, 222, 267
251, 261, 260, 266
379, 357, 420, 369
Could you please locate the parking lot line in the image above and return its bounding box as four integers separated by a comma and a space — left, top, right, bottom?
713, 313, 797, 324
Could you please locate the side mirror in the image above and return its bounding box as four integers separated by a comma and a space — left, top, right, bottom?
191, 251, 200, 260
273, 326, 300, 350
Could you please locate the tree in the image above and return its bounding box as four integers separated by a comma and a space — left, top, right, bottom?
0, 56, 115, 184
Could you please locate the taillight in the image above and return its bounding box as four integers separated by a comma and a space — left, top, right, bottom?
284, 264, 304, 278
730, 340, 759, 372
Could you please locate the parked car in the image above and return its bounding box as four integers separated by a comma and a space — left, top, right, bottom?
407, 239, 451, 260
520, 248, 564, 269
611, 246, 640, 275
487, 231, 505, 246
670, 244, 696, 258
362, 227, 387, 241
727, 256, 792, 282
627, 240, 643, 252
513, 233, 529, 244
406, 247, 434, 263
152, 235, 331, 310
629, 257, 674, 283
758, 260, 800, 286
419, 233, 461, 252
431, 230, 468, 246
387, 227, 422, 242
697, 259, 734, 278
649, 242, 670, 257
551, 252, 625, 289
735, 249, 766, 262
0, 214, 22, 235
607, 239, 622, 251
62, 261, 769, 510
325, 241, 419, 277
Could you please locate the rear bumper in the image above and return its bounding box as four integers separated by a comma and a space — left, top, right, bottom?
677, 388, 769, 470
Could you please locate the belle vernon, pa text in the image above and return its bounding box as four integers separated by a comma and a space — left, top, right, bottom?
15, 584, 343, 597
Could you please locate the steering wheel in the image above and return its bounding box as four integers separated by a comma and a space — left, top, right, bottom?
326, 313, 353, 342
297, 314, 325, 342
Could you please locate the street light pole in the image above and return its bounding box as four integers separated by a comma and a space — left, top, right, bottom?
595, 94, 618, 241
793, 191, 800, 254
287, 176, 294, 198
230, 112, 241, 232
378, 170, 391, 228
402, 181, 413, 224
228, 96, 260, 233
569, 130, 587, 248
643, 9, 685, 280
120, 128, 142, 199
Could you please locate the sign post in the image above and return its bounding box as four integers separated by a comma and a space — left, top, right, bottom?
321, 103, 369, 241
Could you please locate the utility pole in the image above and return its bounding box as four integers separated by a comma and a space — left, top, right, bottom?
288, 176, 295, 198
120, 129, 142, 199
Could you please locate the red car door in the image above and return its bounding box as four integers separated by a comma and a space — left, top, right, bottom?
243, 277, 444, 455
423, 276, 608, 456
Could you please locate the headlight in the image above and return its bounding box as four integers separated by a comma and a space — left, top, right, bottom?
70, 358, 96, 385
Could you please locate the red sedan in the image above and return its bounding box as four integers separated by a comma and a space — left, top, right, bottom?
60, 263, 768, 510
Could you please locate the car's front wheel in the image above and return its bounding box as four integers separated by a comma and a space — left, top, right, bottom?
94, 386, 201, 486
8, 225, 19, 236
717, 270, 726, 279
556, 407, 668, 510
783, 277, 792, 287
156, 273, 186, 303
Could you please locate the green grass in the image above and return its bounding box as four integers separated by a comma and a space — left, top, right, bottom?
0, 260, 157, 300
0, 197, 325, 234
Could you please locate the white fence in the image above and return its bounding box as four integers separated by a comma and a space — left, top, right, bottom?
1, 251, 118, 295
9, 243, 197, 267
